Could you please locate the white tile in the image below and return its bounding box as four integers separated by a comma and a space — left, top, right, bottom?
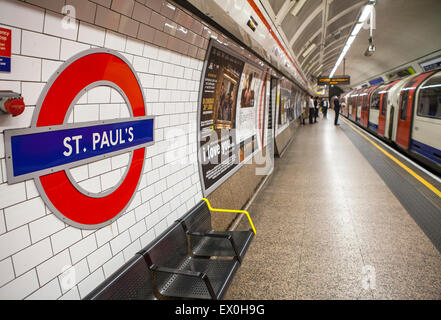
116, 211, 136, 233
122, 239, 141, 260
143, 43, 158, 59
109, 230, 130, 255
0, 210, 5, 235
69, 164, 89, 182
87, 243, 111, 272
0, 0, 45, 32
59, 258, 89, 294
4, 197, 46, 231
99, 103, 120, 120
51, 226, 82, 254
111, 153, 130, 170
21, 30, 60, 60
78, 176, 101, 193
25, 277, 61, 300
104, 30, 126, 52
0, 269, 39, 300
95, 223, 118, 247
60, 39, 90, 61
29, 214, 65, 243
73, 104, 99, 122
148, 59, 163, 75
59, 287, 80, 300
36, 249, 71, 286
139, 73, 154, 88
0, 226, 31, 261
77, 267, 104, 299
12, 238, 53, 276
125, 37, 144, 56
128, 220, 146, 241
139, 228, 155, 247
69, 234, 97, 264
0, 55, 41, 82
100, 169, 122, 191
77, 21, 105, 46
88, 158, 111, 177
87, 86, 111, 104
44, 11, 79, 40
0, 258, 15, 288
102, 252, 124, 278
21, 82, 45, 106
42, 60, 63, 82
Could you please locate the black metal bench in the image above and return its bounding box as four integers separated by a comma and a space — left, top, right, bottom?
138, 222, 240, 300
179, 200, 255, 263
83, 254, 156, 300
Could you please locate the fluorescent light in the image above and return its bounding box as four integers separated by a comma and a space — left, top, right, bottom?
351, 23, 363, 37
359, 5, 373, 23
291, 0, 307, 16
302, 43, 317, 58
328, 4, 375, 78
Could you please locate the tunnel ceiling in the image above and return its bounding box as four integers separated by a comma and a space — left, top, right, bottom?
186, 0, 441, 88
248, 0, 441, 87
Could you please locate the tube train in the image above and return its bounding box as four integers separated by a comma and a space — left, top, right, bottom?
340, 69, 441, 174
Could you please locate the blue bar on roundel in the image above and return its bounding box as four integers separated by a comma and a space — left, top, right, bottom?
10, 118, 154, 178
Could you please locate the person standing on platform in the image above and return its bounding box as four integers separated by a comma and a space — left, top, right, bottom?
313, 97, 319, 123
334, 95, 341, 126
309, 96, 315, 124
321, 97, 329, 118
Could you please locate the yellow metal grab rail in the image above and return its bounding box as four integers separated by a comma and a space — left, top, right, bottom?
202, 198, 257, 235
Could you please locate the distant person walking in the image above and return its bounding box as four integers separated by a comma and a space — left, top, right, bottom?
321, 98, 329, 118
334, 95, 341, 126
309, 96, 315, 124
313, 97, 319, 123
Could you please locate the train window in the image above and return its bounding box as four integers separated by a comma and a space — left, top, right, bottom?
371, 86, 385, 111
400, 78, 418, 121
381, 93, 388, 116
417, 74, 441, 119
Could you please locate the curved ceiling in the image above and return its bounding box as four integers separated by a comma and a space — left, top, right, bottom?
186, 0, 441, 90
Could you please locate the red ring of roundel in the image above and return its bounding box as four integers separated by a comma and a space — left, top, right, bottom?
36, 51, 146, 227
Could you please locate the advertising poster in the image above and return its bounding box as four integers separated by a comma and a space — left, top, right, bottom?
199, 45, 245, 193
0, 27, 12, 73
236, 63, 263, 162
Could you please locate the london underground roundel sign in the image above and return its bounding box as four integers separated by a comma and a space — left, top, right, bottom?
4, 49, 155, 229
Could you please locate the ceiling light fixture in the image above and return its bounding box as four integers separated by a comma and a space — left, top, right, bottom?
329, 1, 376, 78
302, 43, 317, 58
291, 0, 307, 17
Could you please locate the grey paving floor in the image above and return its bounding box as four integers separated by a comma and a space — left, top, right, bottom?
224, 111, 441, 300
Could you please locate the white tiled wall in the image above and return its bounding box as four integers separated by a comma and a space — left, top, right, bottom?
0, 0, 204, 299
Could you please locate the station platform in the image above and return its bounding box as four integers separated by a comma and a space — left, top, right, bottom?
225, 111, 441, 300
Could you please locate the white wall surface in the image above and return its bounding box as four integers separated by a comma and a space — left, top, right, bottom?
0, 0, 205, 299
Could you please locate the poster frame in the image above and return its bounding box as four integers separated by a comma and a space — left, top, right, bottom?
197, 39, 265, 197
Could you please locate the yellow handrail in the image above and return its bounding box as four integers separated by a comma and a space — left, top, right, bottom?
202, 198, 257, 235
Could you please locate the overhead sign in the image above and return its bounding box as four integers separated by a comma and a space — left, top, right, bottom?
4, 49, 154, 229
317, 76, 350, 85
369, 77, 384, 86
0, 27, 11, 72
420, 56, 441, 72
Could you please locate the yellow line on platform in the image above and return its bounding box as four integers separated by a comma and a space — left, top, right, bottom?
202, 198, 257, 235
342, 118, 441, 199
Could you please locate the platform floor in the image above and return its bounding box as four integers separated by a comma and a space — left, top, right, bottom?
225, 111, 441, 300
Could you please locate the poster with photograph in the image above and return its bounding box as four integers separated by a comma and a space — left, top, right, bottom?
198, 45, 245, 193
236, 63, 263, 145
